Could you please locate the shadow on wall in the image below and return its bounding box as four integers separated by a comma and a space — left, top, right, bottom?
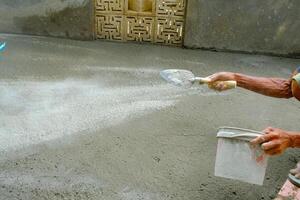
13, 3, 93, 40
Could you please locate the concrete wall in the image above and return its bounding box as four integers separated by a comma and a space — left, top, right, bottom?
184, 0, 300, 57
1, 0, 300, 57
0, 0, 93, 40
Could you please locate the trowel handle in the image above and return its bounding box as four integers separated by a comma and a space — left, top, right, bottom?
195, 77, 237, 90
194, 77, 211, 83
217, 80, 237, 90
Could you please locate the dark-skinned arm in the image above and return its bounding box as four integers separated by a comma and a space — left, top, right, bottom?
208, 71, 300, 156
235, 73, 293, 98
208, 72, 293, 98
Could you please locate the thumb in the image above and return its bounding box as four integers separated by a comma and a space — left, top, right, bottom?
206, 74, 218, 82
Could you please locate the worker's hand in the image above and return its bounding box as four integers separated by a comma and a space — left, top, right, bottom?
290, 162, 300, 179
208, 72, 236, 82
206, 72, 236, 91
250, 127, 293, 156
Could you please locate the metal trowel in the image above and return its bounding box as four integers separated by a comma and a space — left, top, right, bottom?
160, 69, 236, 89
0, 42, 6, 52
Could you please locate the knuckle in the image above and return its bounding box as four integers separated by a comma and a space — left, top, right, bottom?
277, 150, 283, 155
273, 132, 280, 137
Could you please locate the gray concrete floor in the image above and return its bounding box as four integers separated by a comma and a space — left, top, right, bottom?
0, 34, 300, 200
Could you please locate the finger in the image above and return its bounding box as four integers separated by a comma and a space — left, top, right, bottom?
290, 162, 300, 175
213, 83, 224, 91
208, 82, 221, 91
207, 74, 218, 82
250, 134, 277, 145
261, 140, 280, 151
208, 73, 226, 82
290, 168, 300, 175
203, 77, 212, 83
295, 173, 300, 179
290, 168, 297, 175
207, 83, 214, 89
216, 82, 225, 91
263, 127, 274, 134
250, 137, 262, 145
265, 148, 282, 156
263, 128, 274, 134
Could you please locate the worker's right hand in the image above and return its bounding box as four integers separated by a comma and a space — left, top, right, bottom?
206, 72, 236, 91
250, 127, 293, 156
207, 72, 236, 82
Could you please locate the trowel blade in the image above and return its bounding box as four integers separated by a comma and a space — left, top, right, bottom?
160, 69, 195, 88
0, 42, 6, 51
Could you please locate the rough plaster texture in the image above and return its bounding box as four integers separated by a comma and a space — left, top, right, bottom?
184, 0, 300, 57
0, 0, 93, 40
0, 34, 300, 200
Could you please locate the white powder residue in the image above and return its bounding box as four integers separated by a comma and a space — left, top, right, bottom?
72, 66, 160, 74
0, 64, 224, 151
71, 65, 161, 80
0, 79, 179, 151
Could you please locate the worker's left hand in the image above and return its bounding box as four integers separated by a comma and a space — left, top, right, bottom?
250, 127, 293, 156
290, 162, 300, 179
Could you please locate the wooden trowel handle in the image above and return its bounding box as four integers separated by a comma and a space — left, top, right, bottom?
219, 80, 237, 89
195, 77, 237, 90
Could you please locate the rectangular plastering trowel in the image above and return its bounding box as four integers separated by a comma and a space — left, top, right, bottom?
160, 69, 237, 89
215, 127, 268, 185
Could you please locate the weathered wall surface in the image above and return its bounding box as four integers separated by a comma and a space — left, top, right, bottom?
0, 0, 93, 40
184, 0, 300, 57
1, 0, 300, 56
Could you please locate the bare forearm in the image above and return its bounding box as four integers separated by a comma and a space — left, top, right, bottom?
234, 73, 293, 98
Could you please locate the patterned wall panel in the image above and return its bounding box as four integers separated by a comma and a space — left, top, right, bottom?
155, 17, 184, 45
125, 0, 155, 16
95, 15, 124, 40
125, 16, 154, 42
156, 0, 185, 17
95, 0, 186, 46
95, 0, 124, 13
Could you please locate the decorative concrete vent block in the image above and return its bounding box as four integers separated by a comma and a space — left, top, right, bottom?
95, 0, 185, 46
95, 0, 124, 13
125, 16, 155, 42
126, 0, 155, 16
155, 17, 184, 46
156, 0, 185, 17
95, 15, 124, 41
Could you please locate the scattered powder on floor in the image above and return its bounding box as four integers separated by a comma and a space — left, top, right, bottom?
0, 80, 176, 151
0, 67, 222, 151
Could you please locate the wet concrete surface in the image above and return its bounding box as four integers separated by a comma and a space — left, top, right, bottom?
0, 34, 300, 200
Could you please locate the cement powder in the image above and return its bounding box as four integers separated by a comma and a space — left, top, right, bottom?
0, 65, 223, 152
0, 79, 176, 151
